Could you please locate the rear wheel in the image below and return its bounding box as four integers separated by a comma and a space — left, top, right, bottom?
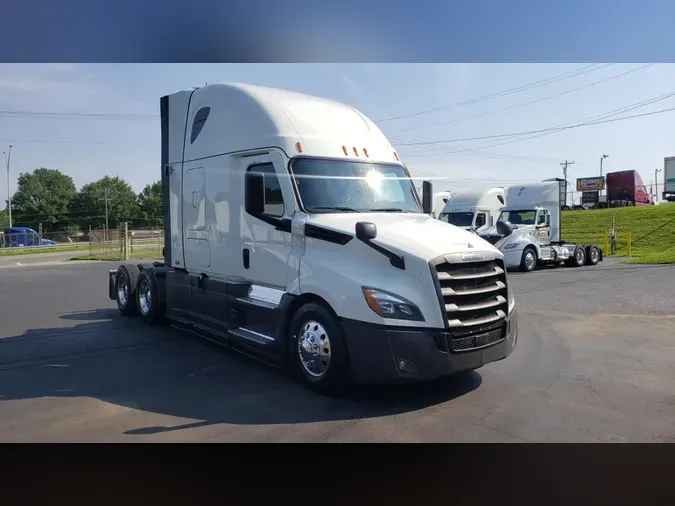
519, 247, 537, 272
288, 302, 350, 395
136, 269, 165, 325
586, 245, 600, 266
116, 265, 139, 316
570, 245, 586, 267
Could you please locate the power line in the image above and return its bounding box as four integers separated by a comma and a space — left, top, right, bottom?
375, 64, 611, 123
402, 90, 675, 159
396, 101, 675, 147
387, 64, 655, 134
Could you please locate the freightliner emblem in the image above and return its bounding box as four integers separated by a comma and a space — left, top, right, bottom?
462, 253, 485, 261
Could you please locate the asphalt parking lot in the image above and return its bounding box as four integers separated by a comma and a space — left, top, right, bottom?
0, 257, 674, 442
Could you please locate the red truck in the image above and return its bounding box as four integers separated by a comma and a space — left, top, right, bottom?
605, 170, 653, 207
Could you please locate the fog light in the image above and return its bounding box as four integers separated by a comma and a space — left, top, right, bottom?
397, 358, 419, 374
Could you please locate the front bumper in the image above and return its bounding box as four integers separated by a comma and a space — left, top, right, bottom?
342, 309, 519, 384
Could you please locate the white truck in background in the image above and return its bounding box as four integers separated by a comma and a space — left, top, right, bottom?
106, 83, 518, 395
437, 187, 507, 233
663, 156, 675, 202
479, 179, 602, 272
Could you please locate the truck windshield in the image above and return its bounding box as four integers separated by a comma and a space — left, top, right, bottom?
290, 158, 421, 214
439, 212, 474, 227
499, 210, 536, 225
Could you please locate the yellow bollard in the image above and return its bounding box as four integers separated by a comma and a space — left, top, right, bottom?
627, 231, 632, 256
604, 231, 609, 256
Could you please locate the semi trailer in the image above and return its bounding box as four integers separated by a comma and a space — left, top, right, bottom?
663, 157, 675, 202
480, 179, 602, 272
107, 83, 518, 394
437, 187, 506, 233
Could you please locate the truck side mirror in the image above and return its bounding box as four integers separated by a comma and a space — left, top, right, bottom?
422, 180, 433, 214
245, 171, 265, 216
496, 220, 513, 237
355, 222, 377, 241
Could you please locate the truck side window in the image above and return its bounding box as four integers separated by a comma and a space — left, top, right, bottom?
475, 213, 486, 228
190, 107, 211, 144
537, 211, 547, 225
246, 163, 285, 218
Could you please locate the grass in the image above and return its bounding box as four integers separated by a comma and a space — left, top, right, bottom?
71, 249, 162, 262
562, 204, 675, 264
0, 243, 89, 256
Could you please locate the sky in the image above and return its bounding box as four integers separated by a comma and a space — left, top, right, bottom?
0, 63, 674, 205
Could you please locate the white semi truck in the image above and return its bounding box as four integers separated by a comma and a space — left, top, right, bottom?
480, 179, 602, 272
438, 187, 507, 233
107, 83, 518, 394
663, 156, 675, 202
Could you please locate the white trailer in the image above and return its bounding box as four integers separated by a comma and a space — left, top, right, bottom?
663, 156, 675, 202
480, 179, 602, 272
106, 83, 518, 394
438, 187, 506, 233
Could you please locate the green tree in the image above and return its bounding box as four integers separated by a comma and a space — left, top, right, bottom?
0, 209, 8, 229
11, 168, 77, 232
69, 176, 140, 230
137, 180, 164, 228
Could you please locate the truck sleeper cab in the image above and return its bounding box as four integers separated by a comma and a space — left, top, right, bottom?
480, 180, 602, 273
107, 83, 518, 394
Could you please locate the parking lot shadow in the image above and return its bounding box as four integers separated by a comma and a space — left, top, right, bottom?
0, 310, 482, 435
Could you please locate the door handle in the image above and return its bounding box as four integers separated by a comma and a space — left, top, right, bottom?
242, 248, 250, 269
192, 191, 197, 208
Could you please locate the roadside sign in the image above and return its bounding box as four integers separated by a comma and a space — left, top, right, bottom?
576, 177, 605, 191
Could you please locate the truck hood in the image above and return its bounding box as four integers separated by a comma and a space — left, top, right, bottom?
306, 213, 500, 261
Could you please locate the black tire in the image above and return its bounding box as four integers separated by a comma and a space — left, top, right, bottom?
136, 269, 165, 325
586, 245, 600, 265
519, 247, 537, 272
116, 264, 139, 316
570, 245, 586, 267
287, 302, 350, 395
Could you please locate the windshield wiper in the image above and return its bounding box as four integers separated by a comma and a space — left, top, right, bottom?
310, 206, 361, 213
369, 207, 411, 213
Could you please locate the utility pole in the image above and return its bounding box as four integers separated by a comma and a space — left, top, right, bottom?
3, 145, 12, 227
560, 160, 575, 206
655, 167, 662, 203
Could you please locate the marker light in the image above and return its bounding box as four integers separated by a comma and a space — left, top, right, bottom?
353, 147, 359, 156
295, 142, 303, 153
393, 151, 400, 161
363, 148, 369, 157
342, 145, 349, 155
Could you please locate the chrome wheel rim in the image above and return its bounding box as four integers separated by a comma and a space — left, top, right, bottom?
590, 248, 599, 263
524, 251, 535, 270
576, 249, 585, 264
297, 320, 331, 378
117, 277, 128, 307
138, 279, 152, 315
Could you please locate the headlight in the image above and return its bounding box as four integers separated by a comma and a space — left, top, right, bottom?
362, 287, 424, 321
507, 281, 515, 314
503, 243, 519, 250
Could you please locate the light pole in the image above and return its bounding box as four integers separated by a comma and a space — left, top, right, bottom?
600, 154, 609, 179
655, 167, 662, 203
3, 145, 12, 228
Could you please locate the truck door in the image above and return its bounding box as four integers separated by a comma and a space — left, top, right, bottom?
536, 209, 551, 244
475, 211, 487, 230
240, 152, 294, 293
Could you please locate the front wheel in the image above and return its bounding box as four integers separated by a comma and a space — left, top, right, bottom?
519, 248, 537, 272
288, 303, 350, 395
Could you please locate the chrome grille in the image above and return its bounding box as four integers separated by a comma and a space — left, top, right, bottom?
433, 258, 509, 331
